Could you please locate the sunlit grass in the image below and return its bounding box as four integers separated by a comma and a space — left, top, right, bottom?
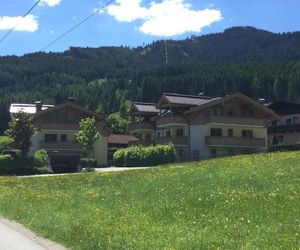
0, 151, 299, 249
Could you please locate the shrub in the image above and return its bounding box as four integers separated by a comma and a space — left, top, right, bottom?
79, 158, 97, 168
34, 149, 49, 167
0, 136, 13, 151
269, 144, 300, 152
0, 156, 34, 176
113, 149, 126, 167
113, 143, 176, 167
33, 166, 54, 175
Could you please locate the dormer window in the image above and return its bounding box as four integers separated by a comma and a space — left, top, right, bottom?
286, 119, 292, 125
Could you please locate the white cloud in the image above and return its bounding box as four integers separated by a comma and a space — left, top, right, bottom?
39, 0, 61, 7
0, 15, 38, 32
107, 0, 148, 22
106, 0, 222, 36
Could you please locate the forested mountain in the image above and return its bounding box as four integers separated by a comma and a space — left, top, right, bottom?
1, 26, 300, 132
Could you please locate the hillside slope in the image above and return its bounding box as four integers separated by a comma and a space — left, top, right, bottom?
0, 151, 299, 249
1, 26, 300, 132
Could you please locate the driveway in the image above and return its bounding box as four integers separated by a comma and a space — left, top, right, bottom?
0, 218, 67, 250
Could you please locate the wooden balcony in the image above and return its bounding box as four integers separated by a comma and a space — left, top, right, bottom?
268, 124, 300, 133
129, 140, 154, 146
40, 141, 83, 150
156, 115, 188, 127
204, 116, 266, 126
156, 136, 188, 146
128, 122, 154, 131
205, 136, 265, 148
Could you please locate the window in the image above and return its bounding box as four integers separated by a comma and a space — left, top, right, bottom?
277, 135, 284, 143
166, 130, 171, 137
242, 130, 253, 138
286, 119, 292, 125
212, 106, 223, 116
210, 128, 222, 137
44, 134, 57, 142
228, 129, 234, 137
210, 149, 217, 158
228, 149, 234, 156
176, 128, 184, 136
157, 132, 161, 139
145, 133, 151, 141
227, 108, 234, 117
61, 134, 67, 142
271, 120, 277, 127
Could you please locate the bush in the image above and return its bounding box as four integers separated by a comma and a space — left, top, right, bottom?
0, 136, 13, 151
113, 149, 126, 167
79, 158, 97, 168
269, 144, 300, 152
113, 143, 176, 167
0, 156, 34, 176
33, 166, 54, 175
34, 149, 49, 167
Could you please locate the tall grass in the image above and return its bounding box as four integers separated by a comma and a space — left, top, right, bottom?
0, 151, 299, 249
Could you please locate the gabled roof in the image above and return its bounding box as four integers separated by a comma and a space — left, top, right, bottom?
267, 101, 300, 116
108, 134, 139, 145
10, 103, 54, 114
185, 92, 280, 119
130, 102, 159, 115
158, 93, 212, 108
31, 102, 105, 121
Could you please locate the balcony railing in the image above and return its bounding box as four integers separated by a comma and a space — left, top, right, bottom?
204, 116, 266, 126
205, 136, 265, 148
128, 122, 154, 131
268, 124, 300, 133
40, 141, 83, 150
156, 136, 188, 145
129, 140, 154, 146
156, 115, 188, 127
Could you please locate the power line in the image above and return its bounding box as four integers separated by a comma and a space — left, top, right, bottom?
0, 0, 42, 45
41, 0, 115, 52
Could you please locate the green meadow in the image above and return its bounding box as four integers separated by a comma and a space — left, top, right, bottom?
0, 151, 299, 249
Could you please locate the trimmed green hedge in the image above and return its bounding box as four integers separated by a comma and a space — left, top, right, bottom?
0, 155, 34, 176
34, 149, 49, 167
113, 143, 176, 167
0, 149, 53, 176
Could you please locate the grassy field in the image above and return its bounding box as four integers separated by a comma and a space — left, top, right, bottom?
0, 151, 299, 249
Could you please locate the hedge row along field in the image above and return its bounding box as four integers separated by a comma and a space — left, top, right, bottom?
0, 149, 53, 176
0, 151, 299, 249
113, 143, 176, 167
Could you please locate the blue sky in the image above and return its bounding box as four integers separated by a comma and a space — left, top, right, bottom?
0, 0, 299, 56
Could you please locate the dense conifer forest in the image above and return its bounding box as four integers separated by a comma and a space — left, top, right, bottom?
1, 26, 300, 132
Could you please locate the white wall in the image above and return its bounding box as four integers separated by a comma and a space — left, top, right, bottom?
189, 125, 209, 159
94, 135, 108, 166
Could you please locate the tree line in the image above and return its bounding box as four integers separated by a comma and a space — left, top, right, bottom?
1, 26, 300, 133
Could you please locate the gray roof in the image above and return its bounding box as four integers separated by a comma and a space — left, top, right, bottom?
163, 93, 212, 106
133, 102, 159, 114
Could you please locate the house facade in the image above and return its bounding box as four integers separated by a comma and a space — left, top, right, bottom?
129, 93, 279, 161
267, 101, 300, 146
10, 101, 110, 172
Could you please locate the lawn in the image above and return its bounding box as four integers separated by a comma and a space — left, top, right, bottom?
0, 151, 299, 249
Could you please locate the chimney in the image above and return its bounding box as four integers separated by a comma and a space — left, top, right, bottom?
35, 101, 43, 112
68, 97, 76, 103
